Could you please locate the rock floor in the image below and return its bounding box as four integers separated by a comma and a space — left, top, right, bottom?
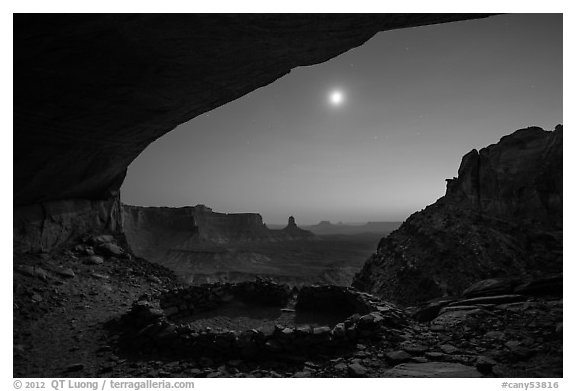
13, 240, 562, 378
176, 300, 347, 334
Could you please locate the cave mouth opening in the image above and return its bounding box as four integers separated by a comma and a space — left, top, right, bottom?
121, 14, 561, 228
117, 13, 561, 288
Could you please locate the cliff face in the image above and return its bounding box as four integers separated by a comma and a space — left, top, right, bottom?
122, 205, 314, 271
123, 204, 272, 257
13, 196, 123, 253
353, 126, 563, 305
445, 126, 562, 227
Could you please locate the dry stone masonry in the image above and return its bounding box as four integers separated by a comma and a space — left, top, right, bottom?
159, 280, 292, 319
120, 280, 407, 360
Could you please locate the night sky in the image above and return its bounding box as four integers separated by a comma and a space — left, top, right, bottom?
122, 14, 562, 225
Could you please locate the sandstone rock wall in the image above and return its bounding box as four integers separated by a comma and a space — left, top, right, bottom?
14, 195, 122, 253
446, 126, 562, 227
193, 211, 272, 243
353, 126, 563, 305
121, 204, 315, 268
121, 205, 199, 261
121, 204, 273, 260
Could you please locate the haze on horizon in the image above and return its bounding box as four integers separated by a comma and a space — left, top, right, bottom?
121, 14, 562, 226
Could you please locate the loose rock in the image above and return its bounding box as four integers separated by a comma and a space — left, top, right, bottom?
347, 363, 368, 377
384, 362, 483, 378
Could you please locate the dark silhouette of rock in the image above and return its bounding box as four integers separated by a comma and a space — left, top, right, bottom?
445, 126, 562, 226
353, 126, 562, 305
281, 216, 315, 239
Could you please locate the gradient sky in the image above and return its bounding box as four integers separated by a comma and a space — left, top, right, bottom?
122, 14, 562, 225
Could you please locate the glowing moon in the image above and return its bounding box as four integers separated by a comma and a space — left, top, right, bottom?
329, 89, 345, 106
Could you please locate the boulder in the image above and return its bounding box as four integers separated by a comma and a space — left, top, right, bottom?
463, 278, 515, 298
439, 344, 459, 354
292, 370, 312, 378
91, 273, 109, 280
334, 362, 348, 371
430, 309, 483, 330
264, 339, 283, 353
84, 255, 104, 265
385, 350, 412, 364
399, 342, 429, 355
347, 363, 368, 377
90, 235, 115, 245
556, 322, 563, 336
475, 356, 497, 374
17, 265, 48, 281
438, 305, 482, 316
55, 268, 75, 279
514, 274, 563, 297
332, 323, 346, 338
96, 243, 124, 256
64, 363, 85, 373
384, 362, 483, 377
449, 295, 526, 307
410, 299, 455, 322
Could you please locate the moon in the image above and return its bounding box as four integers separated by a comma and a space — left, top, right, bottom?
328, 89, 345, 106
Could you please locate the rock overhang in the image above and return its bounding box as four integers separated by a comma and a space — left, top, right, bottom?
14, 14, 494, 207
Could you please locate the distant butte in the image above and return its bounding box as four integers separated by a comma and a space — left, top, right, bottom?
281, 216, 315, 239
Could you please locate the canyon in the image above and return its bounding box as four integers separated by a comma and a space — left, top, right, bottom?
121, 205, 332, 285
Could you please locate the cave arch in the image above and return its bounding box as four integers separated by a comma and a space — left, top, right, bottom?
13, 14, 491, 251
